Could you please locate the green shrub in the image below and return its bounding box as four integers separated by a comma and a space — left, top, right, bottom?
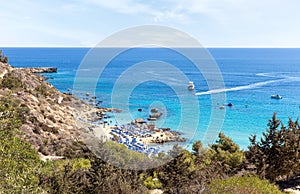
0, 97, 28, 131
0, 97, 45, 193
0, 73, 24, 90
35, 83, 50, 97
98, 140, 154, 169
71, 158, 91, 171
38, 158, 93, 193
0, 131, 45, 193
205, 175, 284, 194
143, 172, 162, 189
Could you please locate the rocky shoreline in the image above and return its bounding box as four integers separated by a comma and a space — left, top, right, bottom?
17, 67, 58, 73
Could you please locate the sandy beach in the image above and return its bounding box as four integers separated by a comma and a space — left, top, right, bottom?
75, 101, 185, 155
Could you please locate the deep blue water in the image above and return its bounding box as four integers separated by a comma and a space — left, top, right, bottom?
2, 47, 300, 150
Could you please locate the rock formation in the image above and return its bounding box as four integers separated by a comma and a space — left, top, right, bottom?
17, 67, 58, 73
0, 62, 91, 158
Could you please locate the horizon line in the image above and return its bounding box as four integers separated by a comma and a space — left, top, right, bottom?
2, 45, 300, 49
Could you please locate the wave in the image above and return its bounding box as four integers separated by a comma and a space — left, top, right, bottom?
195, 79, 287, 96
195, 71, 300, 96
256, 72, 300, 79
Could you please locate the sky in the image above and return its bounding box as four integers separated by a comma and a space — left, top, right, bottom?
1, 0, 300, 47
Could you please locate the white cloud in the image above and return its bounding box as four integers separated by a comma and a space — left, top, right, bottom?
80, 0, 197, 22
61, 3, 87, 12
153, 8, 190, 23
85, 0, 153, 14
80, 0, 257, 24
1, 0, 300, 47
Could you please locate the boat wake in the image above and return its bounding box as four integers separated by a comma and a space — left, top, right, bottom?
195, 72, 300, 96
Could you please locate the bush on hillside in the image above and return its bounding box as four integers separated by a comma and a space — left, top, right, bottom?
205, 175, 284, 194
35, 83, 50, 97
0, 72, 24, 90
0, 97, 44, 193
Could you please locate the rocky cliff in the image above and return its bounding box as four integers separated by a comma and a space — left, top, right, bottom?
0, 62, 92, 158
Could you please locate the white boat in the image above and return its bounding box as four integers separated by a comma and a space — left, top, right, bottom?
271, 94, 282, 99
188, 81, 195, 90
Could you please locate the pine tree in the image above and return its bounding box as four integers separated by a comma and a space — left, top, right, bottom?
247, 113, 300, 181
207, 133, 245, 175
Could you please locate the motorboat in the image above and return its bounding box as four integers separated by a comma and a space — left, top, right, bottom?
271, 94, 282, 99
188, 81, 195, 90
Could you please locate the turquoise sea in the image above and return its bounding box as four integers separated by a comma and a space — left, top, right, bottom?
3, 48, 300, 150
